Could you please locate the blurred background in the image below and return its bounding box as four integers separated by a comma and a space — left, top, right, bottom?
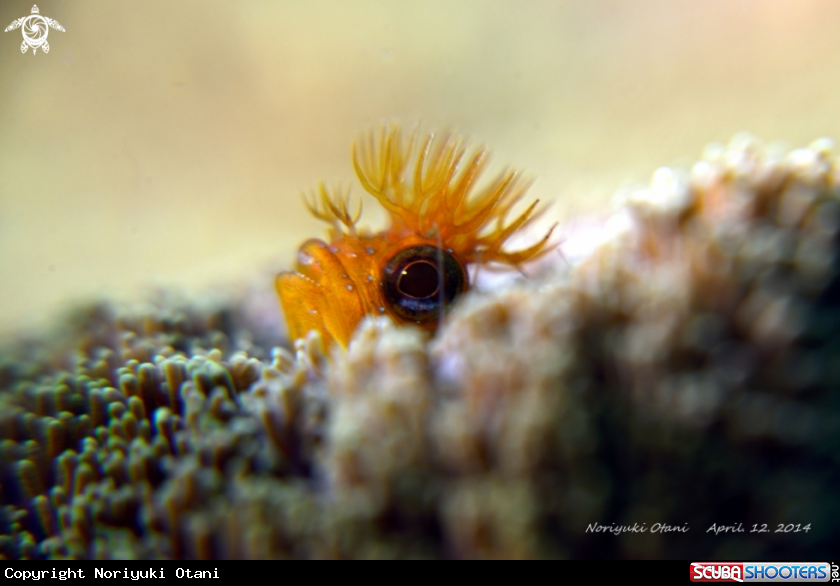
2, 0, 840, 340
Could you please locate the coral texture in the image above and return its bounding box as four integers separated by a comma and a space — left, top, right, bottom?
1, 135, 838, 559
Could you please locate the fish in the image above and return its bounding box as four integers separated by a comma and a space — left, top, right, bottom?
276, 125, 556, 348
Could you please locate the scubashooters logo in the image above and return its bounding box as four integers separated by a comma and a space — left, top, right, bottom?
4, 5, 65, 54
691, 562, 832, 582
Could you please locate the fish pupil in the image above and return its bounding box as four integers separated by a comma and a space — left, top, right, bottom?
398, 261, 440, 299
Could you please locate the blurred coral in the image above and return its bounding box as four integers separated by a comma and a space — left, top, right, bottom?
1, 135, 838, 559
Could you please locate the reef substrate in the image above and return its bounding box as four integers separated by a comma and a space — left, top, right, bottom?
1, 135, 838, 559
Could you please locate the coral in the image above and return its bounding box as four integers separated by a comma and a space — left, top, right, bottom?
0, 135, 838, 559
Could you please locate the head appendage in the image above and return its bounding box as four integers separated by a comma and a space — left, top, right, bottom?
304, 183, 362, 237
348, 125, 557, 265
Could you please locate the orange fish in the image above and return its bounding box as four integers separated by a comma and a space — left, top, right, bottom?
276, 125, 556, 348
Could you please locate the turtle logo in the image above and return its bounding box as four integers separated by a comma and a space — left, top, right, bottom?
5, 5, 65, 55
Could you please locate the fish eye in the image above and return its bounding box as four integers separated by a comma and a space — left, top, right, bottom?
382, 245, 467, 324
